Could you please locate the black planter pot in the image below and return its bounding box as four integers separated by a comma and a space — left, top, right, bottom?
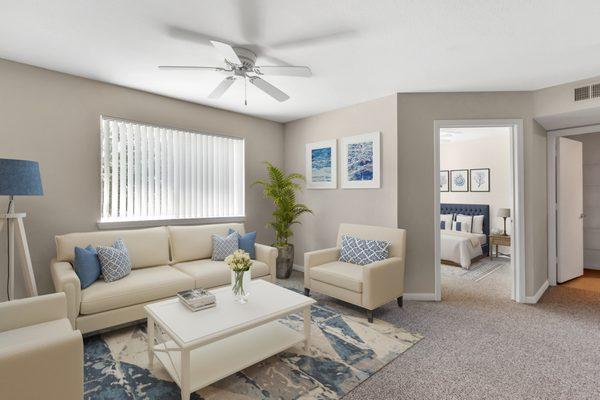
275, 244, 294, 279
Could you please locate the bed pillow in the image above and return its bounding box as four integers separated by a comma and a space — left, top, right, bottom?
472, 215, 485, 234
339, 235, 391, 266
452, 220, 470, 233
96, 238, 132, 283
455, 214, 474, 233
440, 214, 453, 230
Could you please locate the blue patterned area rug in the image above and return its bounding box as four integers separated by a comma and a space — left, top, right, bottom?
84, 299, 421, 399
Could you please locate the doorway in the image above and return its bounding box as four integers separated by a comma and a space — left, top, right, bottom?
434, 120, 525, 302
548, 126, 600, 293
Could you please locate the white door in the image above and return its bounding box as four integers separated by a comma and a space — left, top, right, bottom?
557, 137, 584, 283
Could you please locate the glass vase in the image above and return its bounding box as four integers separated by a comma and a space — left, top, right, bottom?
231, 270, 250, 303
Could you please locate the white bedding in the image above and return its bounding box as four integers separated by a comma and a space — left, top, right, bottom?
441, 230, 484, 269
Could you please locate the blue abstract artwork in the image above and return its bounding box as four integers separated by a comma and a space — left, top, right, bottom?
347, 141, 373, 181
311, 147, 332, 182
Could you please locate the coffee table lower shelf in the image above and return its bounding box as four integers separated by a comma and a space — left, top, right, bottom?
152, 320, 305, 394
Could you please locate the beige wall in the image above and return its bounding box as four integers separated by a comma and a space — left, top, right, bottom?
0, 59, 284, 300
571, 133, 600, 270
441, 134, 512, 242
397, 92, 548, 296
283, 95, 398, 267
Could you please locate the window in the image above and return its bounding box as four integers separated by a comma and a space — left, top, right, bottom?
100, 116, 244, 222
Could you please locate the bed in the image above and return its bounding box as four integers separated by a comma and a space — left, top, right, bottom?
440, 203, 489, 269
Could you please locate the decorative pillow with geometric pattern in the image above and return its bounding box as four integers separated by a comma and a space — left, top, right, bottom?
211, 232, 239, 261
96, 238, 132, 283
339, 235, 391, 266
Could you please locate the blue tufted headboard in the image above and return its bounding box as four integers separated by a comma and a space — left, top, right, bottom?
441, 203, 490, 255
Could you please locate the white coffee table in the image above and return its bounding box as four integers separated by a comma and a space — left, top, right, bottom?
144, 280, 316, 400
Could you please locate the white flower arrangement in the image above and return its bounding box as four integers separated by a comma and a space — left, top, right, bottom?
225, 249, 252, 272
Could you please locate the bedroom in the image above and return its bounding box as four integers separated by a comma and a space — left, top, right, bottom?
438, 126, 513, 298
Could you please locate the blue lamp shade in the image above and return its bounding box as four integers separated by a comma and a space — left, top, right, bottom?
0, 159, 43, 196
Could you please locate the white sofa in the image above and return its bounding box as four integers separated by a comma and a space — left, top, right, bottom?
51, 223, 277, 334
304, 223, 406, 322
0, 293, 83, 400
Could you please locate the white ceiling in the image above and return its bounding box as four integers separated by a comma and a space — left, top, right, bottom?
440, 127, 510, 143
2, 0, 600, 123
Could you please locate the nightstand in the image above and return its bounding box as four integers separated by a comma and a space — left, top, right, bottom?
489, 234, 511, 259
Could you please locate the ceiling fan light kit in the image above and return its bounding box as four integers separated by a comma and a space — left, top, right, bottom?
159, 40, 311, 104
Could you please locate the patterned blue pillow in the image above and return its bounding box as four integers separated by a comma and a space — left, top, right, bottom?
212, 232, 239, 261
96, 238, 132, 283
228, 228, 256, 259
339, 235, 391, 266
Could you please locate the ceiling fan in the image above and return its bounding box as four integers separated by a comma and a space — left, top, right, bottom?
158, 40, 311, 104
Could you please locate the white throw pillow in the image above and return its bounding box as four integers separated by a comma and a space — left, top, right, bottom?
454, 214, 473, 232
440, 214, 453, 230
472, 215, 484, 234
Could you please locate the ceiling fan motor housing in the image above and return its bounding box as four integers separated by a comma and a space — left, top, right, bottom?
232, 47, 257, 70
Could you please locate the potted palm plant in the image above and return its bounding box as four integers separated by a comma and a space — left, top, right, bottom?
252, 162, 312, 279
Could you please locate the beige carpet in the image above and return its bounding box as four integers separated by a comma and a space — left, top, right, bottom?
288, 258, 600, 399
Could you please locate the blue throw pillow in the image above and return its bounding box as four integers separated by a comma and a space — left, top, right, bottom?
339, 235, 391, 266
96, 238, 132, 283
212, 232, 239, 261
74, 245, 101, 289
228, 228, 257, 259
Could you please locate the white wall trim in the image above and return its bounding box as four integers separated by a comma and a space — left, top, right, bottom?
523, 280, 549, 304
403, 292, 437, 301
434, 119, 526, 303
292, 264, 304, 272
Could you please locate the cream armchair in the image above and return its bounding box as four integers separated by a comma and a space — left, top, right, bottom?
0, 293, 83, 400
304, 223, 406, 322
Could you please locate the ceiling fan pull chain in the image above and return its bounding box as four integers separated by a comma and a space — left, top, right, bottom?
244, 76, 248, 106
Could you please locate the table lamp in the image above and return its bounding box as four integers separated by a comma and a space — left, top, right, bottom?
497, 208, 511, 236
0, 159, 43, 299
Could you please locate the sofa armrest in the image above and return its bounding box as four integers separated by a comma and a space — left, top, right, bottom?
0, 328, 83, 399
0, 292, 68, 333
255, 243, 278, 281
304, 247, 340, 289
362, 257, 405, 310
50, 259, 81, 328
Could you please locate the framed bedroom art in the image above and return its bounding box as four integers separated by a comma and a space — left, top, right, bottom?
340, 131, 381, 189
470, 168, 490, 192
450, 169, 469, 192
440, 170, 449, 192
306, 139, 337, 189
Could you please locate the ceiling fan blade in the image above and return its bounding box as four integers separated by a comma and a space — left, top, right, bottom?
210, 40, 242, 65
249, 77, 290, 102
158, 65, 228, 71
269, 29, 357, 50
254, 66, 312, 77
208, 77, 236, 99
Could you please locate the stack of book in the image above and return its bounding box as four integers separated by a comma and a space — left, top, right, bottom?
177, 288, 216, 312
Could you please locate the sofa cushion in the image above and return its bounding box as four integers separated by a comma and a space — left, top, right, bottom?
79, 265, 194, 315
168, 223, 245, 263
211, 232, 239, 261
173, 259, 270, 288
56, 227, 169, 269
96, 238, 132, 283
74, 245, 101, 289
228, 228, 256, 259
310, 261, 363, 293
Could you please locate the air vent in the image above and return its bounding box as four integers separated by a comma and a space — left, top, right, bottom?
592, 83, 600, 98
574, 86, 590, 101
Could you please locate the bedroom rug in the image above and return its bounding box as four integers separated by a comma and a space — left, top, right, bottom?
442, 258, 509, 282
83, 298, 422, 399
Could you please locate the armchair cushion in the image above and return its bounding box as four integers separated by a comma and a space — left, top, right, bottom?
310, 261, 363, 293
339, 235, 391, 266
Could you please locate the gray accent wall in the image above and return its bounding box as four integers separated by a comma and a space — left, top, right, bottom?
0, 58, 284, 300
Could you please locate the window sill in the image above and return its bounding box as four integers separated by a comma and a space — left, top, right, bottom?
97, 216, 246, 230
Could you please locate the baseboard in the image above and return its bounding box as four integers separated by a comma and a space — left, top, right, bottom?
524, 280, 549, 304
403, 292, 437, 301
292, 264, 304, 272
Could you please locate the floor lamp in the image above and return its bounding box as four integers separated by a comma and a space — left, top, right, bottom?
0, 159, 43, 299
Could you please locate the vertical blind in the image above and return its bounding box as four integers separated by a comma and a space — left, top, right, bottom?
100, 116, 245, 221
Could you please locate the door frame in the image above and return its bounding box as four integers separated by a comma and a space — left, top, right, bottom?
546, 123, 600, 286
434, 119, 525, 303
